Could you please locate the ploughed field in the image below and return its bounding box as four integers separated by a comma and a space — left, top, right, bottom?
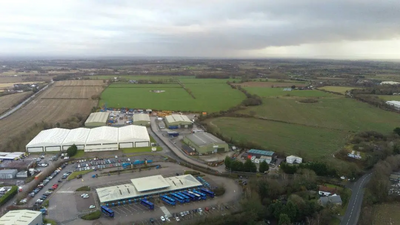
0, 80, 104, 147
0, 92, 32, 115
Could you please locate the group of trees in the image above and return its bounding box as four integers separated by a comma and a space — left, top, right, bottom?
280, 162, 338, 177
224, 157, 258, 172
67, 144, 78, 157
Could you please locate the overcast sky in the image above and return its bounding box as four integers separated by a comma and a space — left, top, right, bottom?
1, 0, 400, 59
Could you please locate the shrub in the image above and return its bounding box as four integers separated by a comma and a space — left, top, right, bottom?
0, 186, 18, 206
81, 210, 101, 220
67, 144, 78, 157
76, 186, 91, 191
42, 200, 49, 207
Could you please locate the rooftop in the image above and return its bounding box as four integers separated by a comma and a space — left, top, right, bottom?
0, 169, 18, 174
165, 114, 192, 123
133, 113, 150, 122
185, 132, 226, 147
130, 175, 171, 192
96, 174, 202, 203
85, 112, 110, 124
0, 209, 41, 225
0, 160, 35, 170
248, 149, 275, 156
0, 152, 25, 160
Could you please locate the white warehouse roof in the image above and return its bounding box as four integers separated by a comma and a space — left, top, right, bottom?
62, 128, 90, 145
26, 128, 70, 148
0, 209, 42, 225
26, 125, 150, 152
85, 126, 119, 144
119, 125, 150, 142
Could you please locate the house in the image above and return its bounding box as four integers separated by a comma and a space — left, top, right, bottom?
318, 185, 337, 196
318, 195, 343, 207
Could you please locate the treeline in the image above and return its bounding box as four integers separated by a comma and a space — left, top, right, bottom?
359, 155, 400, 225
226, 81, 262, 106
224, 157, 269, 173
280, 162, 338, 177
194, 169, 341, 225
52, 74, 73, 81
351, 86, 400, 112
195, 74, 230, 79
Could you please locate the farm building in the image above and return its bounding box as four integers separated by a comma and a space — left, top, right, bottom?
26, 125, 150, 153
386, 101, 400, 110
84, 112, 110, 127
247, 149, 275, 164
0, 209, 43, 225
96, 174, 202, 205
286, 155, 303, 164
0, 169, 18, 179
164, 114, 192, 129
133, 113, 150, 126
183, 132, 228, 154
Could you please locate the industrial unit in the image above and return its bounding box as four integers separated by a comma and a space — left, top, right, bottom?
183, 132, 228, 154
247, 149, 275, 164
133, 113, 150, 126
96, 175, 203, 205
286, 155, 303, 164
0, 152, 26, 160
0, 209, 42, 225
84, 112, 111, 127
164, 114, 192, 129
386, 100, 400, 110
0, 169, 18, 179
26, 125, 150, 153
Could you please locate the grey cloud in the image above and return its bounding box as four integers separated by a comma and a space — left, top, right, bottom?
0, 0, 400, 57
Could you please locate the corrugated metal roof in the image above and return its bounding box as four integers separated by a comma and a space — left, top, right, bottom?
185, 132, 226, 147
85, 112, 110, 125
133, 113, 150, 122
0, 209, 41, 225
248, 149, 275, 156
118, 125, 150, 142
25, 128, 70, 147
165, 114, 192, 124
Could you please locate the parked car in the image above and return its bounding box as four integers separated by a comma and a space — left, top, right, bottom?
175, 217, 180, 222
89, 205, 96, 209
52, 184, 58, 189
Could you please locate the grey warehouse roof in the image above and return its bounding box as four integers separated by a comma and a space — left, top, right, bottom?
185, 132, 226, 147
85, 112, 110, 124
165, 114, 191, 123
0, 209, 42, 225
131, 175, 170, 192
133, 113, 150, 122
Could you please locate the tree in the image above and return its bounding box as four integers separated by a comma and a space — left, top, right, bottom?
394, 127, 400, 136
224, 156, 232, 169
67, 144, 78, 157
244, 159, 257, 172
279, 213, 291, 225
291, 85, 296, 89
259, 161, 269, 173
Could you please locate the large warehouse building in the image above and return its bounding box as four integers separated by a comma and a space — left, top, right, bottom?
26, 125, 150, 153
133, 113, 150, 126
0, 209, 42, 225
96, 174, 203, 205
164, 114, 192, 129
84, 112, 110, 127
183, 132, 228, 154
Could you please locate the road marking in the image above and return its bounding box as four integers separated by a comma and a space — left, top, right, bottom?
345, 174, 371, 225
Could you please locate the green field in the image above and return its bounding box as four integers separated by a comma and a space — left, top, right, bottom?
239, 98, 400, 133
88, 75, 181, 81
319, 86, 359, 94
244, 88, 333, 98
100, 79, 246, 112
371, 203, 400, 225
208, 117, 348, 159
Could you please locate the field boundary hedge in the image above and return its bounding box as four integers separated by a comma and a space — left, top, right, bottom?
0, 186, 18, 206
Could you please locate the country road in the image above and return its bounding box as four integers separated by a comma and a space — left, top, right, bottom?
341, 173, 371, 225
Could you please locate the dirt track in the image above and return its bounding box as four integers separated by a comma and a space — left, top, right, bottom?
0, 80, 104, 147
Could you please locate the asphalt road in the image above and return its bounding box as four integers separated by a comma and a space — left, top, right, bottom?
341, 173, 371, 225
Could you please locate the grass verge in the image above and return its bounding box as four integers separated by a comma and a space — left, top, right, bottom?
67, 170, 93, 181
42, 200, 49, 207
81, 210, 101, 220
76, 186, 91, 191
43, 218, 57, 225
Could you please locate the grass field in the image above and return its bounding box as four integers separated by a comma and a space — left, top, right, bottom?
371, 203, 400, 225
87, 75, 181, 81
319, 86, 359, 94
244, 88, 332, 98
100, 79, 245, 112
239, 98, 400, 133
208, 117, 348, 159
0, 92, 32, 115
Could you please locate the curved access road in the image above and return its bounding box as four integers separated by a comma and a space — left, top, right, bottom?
149, 117, 225, 173
341, 173, 371, 225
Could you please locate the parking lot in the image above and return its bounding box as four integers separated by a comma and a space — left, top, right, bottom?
46, 162, 242, 224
